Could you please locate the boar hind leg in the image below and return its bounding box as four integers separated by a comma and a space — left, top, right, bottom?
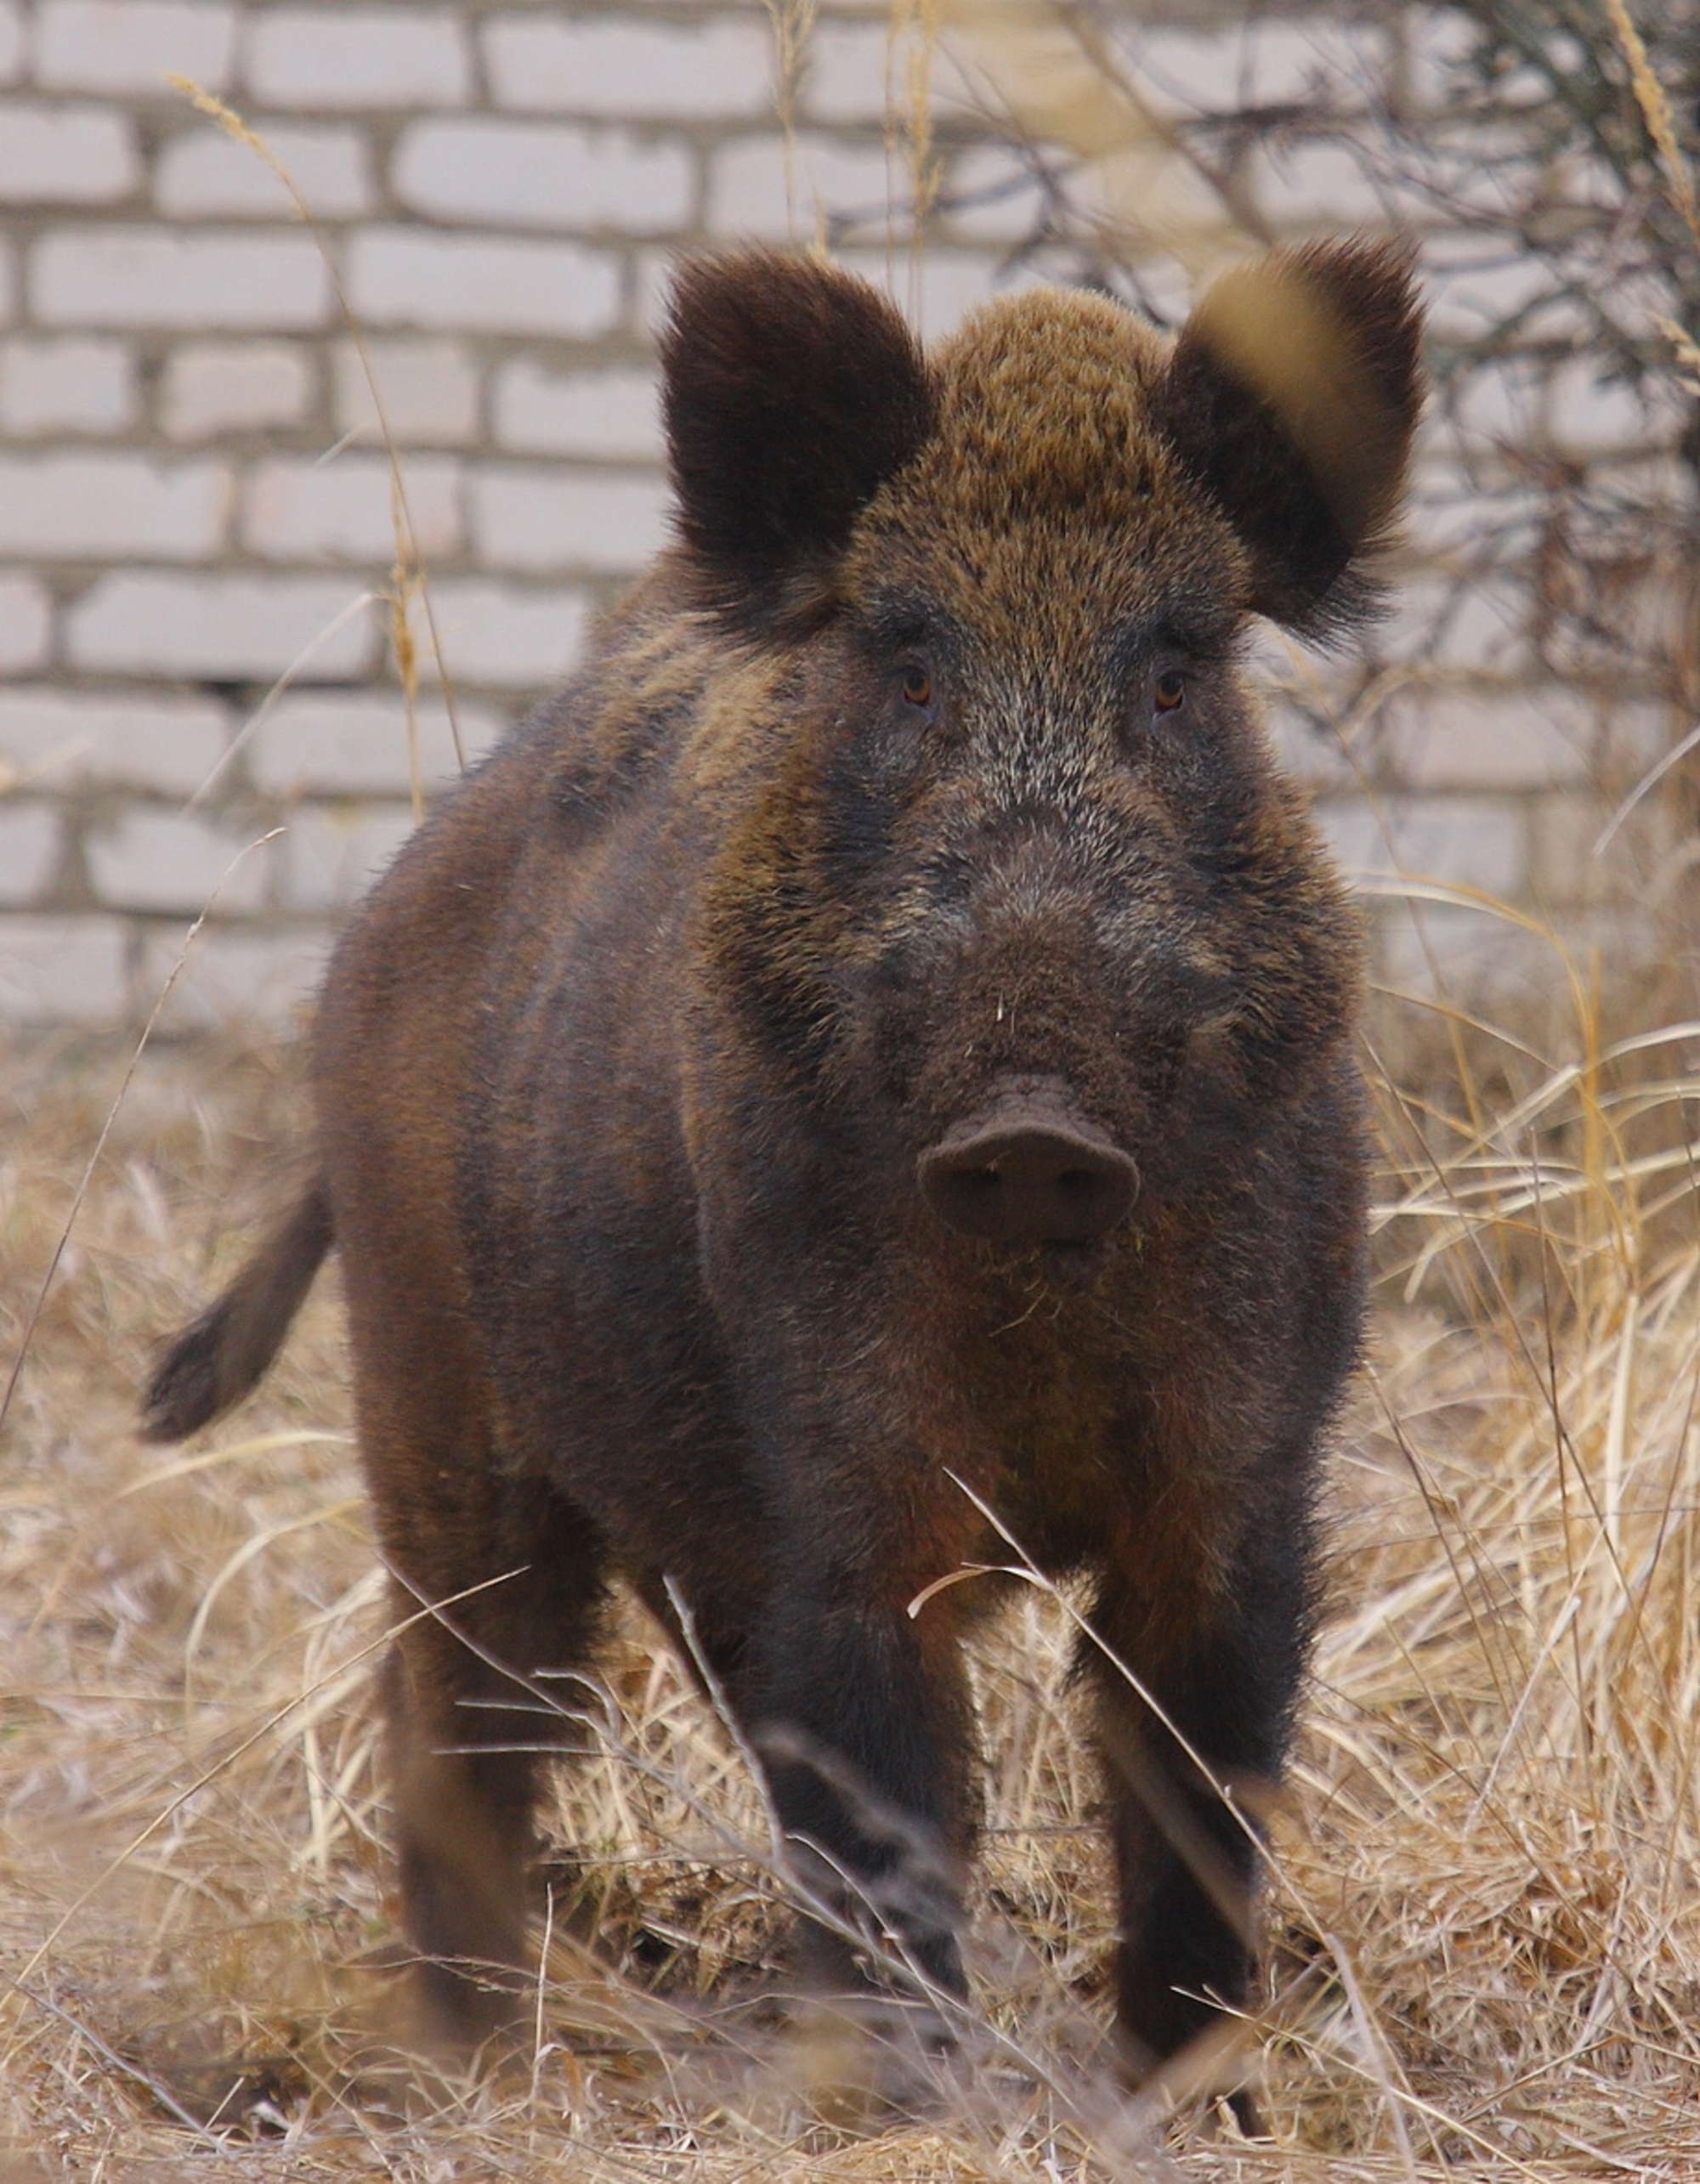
1085, 1524, 1312, 2123
378, 1477, 609, 2054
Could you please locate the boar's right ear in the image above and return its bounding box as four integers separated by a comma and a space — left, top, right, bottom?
661, 250, 935, 636
1157, 238, 1424, 644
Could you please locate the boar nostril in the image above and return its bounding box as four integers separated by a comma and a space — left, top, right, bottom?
918, 1106, 1138, 1247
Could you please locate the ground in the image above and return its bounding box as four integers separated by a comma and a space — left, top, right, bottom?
3, 1017, 1697, 2181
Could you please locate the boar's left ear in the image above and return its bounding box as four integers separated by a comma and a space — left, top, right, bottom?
1157, 238, 1424, 644
662, 249, 935, 635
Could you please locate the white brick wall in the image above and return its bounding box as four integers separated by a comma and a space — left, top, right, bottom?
469, 467, 670, 576
0, 3, 24, 85
481, 17, 775, 121
0, 0, 1682, 1026
245, 8, 472, 111
335, 337, 481, 447
67, 574, 377, 678
251, 690, 502, 795
136, 922, 326, 1031
0, 689, 229, 793
393, 119, 695, 233
347, 230, 622, 336
156, 120, 375, 220
0, 104, 140, 202
1, 917, 129, 1021
408, 579, 589, 688
0, 805, 61, 905
0, 452, 230, 560
492, 361, 660, 461
279, 803, 416, 911
33, 229, 331, 327
242, 452, 462, 563
86, 808, 275, 914
161, 342, 314, 439
706, 134, 896, 239
36, 2, 238, 98
0, 337, 135, 434
0, 578, 53, 674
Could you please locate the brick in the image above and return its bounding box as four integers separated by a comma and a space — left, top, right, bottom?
470, 467, 669, 577
1373, 573, 1532, 675
1401, 8, 1479, 110
1385, 687, 1600, 791
0, 577, 51, 674
160, 341, 313, 439
67, 573, 377, 679
942, 144, 1050, 246
1527, 791, 1677, 912
1262, 699, 1365, 790
1123, 19, 1382, 116
706, 134, 899, 240
0, 4, 21, 84
409, 579, 588, 690
833, 247, 1034, 342
32, 228, 330, 329
1405, 480, 1545, 561
36, 2, 236, 96
156, 118, 373, 220
278, 803, 416, 912
1374, 900, 1563, 1004
394, 116, 694, 235
1546, 359, 1658, 455
86, 807, 272, 914
636, 241, 1014, 345
348, 229, 620, 337
243, 453, 462, 564
0, 689, 228, 795
0, 805, 60, 904
1318, 793, 1526, 897
250, 689, 503, 795
1242, 138, 1391, 229
136, 921, 326, 1031
335, 337, 480, 448
1424, 238, 1580, 344
493, 360, 659, 461
0, 102, 139, 202
0, 915, 128, 1021
804, 19, 973, 123
1448, 356, 1549, 447
246, 8, 471, 110
0, 452, 230, 561
1116, 25, 1244, 113
0, 337, 134, 434
483, 14, 774, 118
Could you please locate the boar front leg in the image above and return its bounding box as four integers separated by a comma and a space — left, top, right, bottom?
1083, 1491, 1314, 2121
744, 1497, 980, 2021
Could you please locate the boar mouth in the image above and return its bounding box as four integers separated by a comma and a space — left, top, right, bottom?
916, 1084, 1140, 1249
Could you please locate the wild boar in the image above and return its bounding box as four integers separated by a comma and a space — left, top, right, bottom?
144, 240, 1421, 2102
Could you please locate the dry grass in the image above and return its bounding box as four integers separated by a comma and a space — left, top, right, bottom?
3, 927, 1699, 2180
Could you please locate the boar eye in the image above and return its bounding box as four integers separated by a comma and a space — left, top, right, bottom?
1153, 670, 1187, 716
901, 661, 934, 710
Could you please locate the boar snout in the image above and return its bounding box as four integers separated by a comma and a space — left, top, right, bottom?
917, 1085, 1139, 1247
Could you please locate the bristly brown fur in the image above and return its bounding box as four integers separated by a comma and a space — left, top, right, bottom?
143, 240, 1425, 2113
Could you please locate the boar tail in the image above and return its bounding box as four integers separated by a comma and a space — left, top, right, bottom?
142, 1180, 333, 1442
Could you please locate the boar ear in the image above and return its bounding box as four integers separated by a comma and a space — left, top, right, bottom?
1158, 238, 1424, 643
661, 250, 935, 634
